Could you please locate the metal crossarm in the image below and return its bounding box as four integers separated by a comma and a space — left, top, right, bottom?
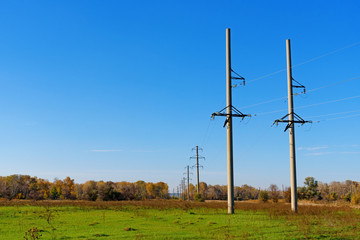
211, 105, 251, 121
231, 69, 245, 86
274, 112, 312, 132
292, 78, 306, 94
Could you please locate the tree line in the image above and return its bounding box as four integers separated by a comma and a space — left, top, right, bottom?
0, 175, 359, 204
180, 177, 360, 204
0, 175, 169, 201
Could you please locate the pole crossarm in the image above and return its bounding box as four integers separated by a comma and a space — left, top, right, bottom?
231, 69, 245, 86
292, 77, 306, 94
273, 112, 312, 132
211, 105, 251, 127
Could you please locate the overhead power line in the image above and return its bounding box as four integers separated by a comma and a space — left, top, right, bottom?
307, 76, 360, 93
256, 95, 360, 116
240, 76, 360, 110
247, 41, 360, 84
304, 109, 360, 119
325, 113, 360, 121
296, 95, 360, 110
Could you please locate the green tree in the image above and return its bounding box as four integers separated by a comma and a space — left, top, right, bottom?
303, 177, 320, 200
49, 185, 60, 200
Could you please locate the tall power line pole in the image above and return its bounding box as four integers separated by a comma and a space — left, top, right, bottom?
187, 165, 190, 200
183, 165, 192, 200
211, 28, 250, 214
273, 39, 311, 213
190, 146, 205, 194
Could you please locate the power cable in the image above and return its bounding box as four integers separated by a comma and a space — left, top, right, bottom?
256, 95, 360, 116
247, 41, 360, 84
307, 76, 360, 94
318, 113, 360, 122
239, 76, 360, 110
304, 109, 360, 119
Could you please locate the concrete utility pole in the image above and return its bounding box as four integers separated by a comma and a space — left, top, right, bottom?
211, 28, 250, 214
286, 39, 298, 212
187, 165, 190, 200
225, 29, 235, 214
190, 146, 205, 194
195, 146, 200, 193
286, 39, 297, 212
273, 39, 311, 213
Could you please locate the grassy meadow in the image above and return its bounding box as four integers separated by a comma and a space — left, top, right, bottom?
0, 200, 359, 239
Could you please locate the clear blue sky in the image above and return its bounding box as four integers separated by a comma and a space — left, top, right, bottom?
0, 1, 359, 191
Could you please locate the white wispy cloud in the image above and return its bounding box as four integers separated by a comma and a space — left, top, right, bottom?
91, 149, 123, 152
339, 151, 360, 154
131, 150, 158, 153
305, 152, 333, 156
298, 146, 329, 151
305, 151, 360, 156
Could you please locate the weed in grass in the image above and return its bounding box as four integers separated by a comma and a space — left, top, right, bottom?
102, 211, 106, 223
124, 227, 136, 231
23, 227, 42, 240
40, 205, 57, 230
93, 233, 109, 237
135, 234, 144, 239
88, 222, 99, 226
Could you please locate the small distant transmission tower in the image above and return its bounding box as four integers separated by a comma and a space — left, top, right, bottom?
190, 146, 205, 194
184, 165, 192, 201
273, 39, 311, 213
183, 165, 192, 200
211, 28, 250, 214
180, 178, 186, 200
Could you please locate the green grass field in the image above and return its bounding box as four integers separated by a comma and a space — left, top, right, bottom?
0, 200, 359, 239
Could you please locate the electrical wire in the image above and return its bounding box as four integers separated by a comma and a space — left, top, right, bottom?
239, 76, 360, 110
246, 41, 360, 84
307, 76, 360, 93
304, 109, 360, 119
255, 95, 360, 116
320, 113, 360, 121
297, 95, 360, 110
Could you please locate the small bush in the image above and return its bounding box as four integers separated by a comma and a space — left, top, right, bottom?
344, 192, 352, 202
124, 227, 136, 231
24, 227, 42, 240
351, 193, 360, 204
194, 193, 204, 202
283, 188, 291, 203
259, 191, 269, 202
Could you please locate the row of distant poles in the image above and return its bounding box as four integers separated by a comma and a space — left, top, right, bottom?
211, 28, 310, 214
181, 146, 205, 200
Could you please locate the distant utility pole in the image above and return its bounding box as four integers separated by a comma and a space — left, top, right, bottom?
183, 165, 192, 200
190, 146, 205, 194
273, 39, 311, 213
181, 177, 186, 200
187, 165, 190, 200
211, 28, 250, 214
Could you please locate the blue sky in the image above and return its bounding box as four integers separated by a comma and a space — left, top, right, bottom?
0, 1, 359, 191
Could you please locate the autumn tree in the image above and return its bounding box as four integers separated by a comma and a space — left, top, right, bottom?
61, 177, 76, 199
269, 184, 280, 203
82, 181, 98, 201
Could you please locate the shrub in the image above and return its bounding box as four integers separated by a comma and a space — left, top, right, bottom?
259, 191, 269, 202
194, 193, 204, 202
24, 227, 42, 240
344, 192, 352, 202
269, 184, 279, 203
283, 187, 291, 203
351, 193, 360, 204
